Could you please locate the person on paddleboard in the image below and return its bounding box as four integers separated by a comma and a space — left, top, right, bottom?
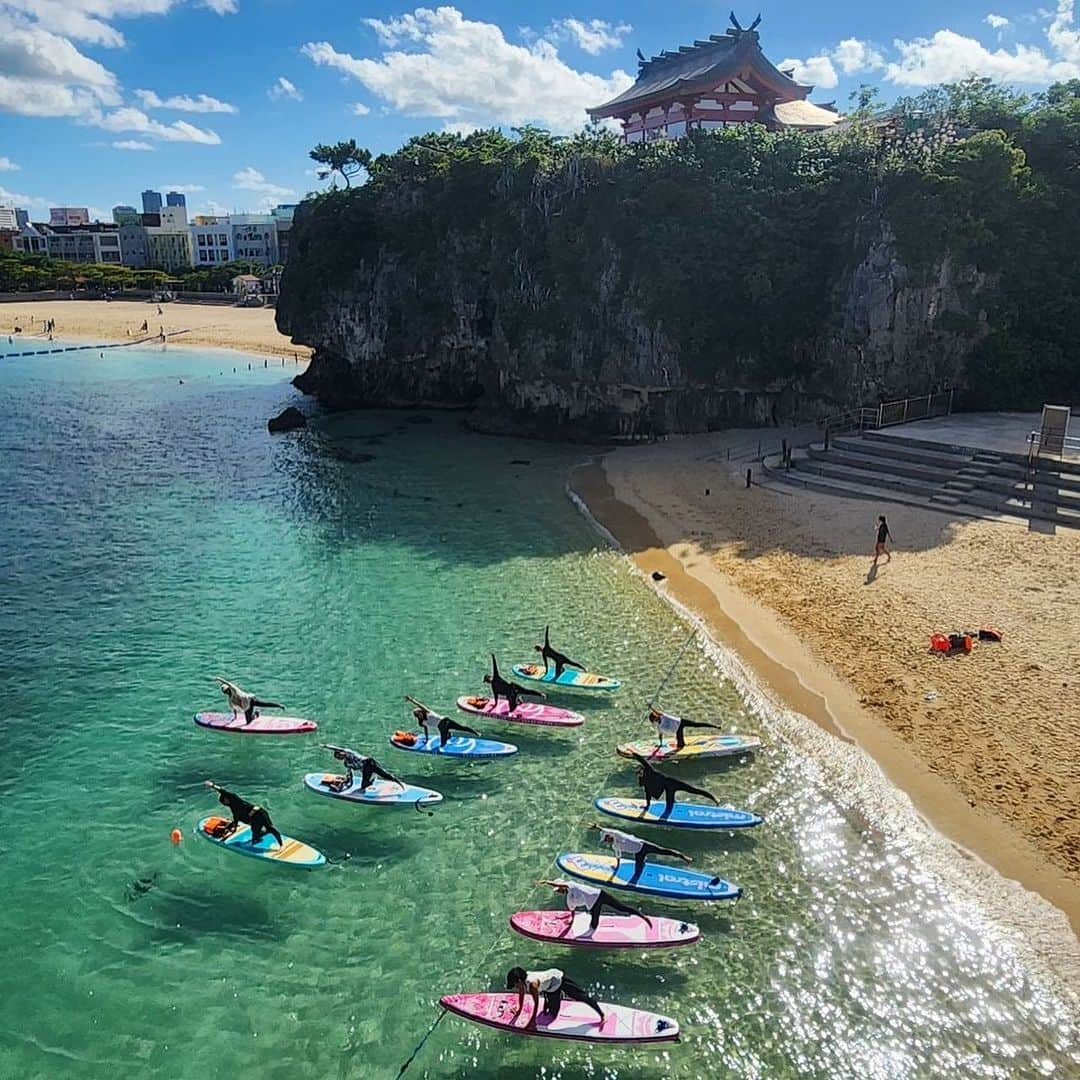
589, 823, 692, 884
408, 697, 481, 748
647, 707, 724, 751
505, 966, 605, 1027
628, 752, 721, 818
533, 627, 586, 679
212, 677, 283, 725
484, 655, 545, 714
204, 782, 283, 847
320, 745, 403, 794
538, 878, 652, 933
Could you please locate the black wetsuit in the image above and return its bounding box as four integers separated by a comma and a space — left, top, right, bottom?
487, 655, 544, 714
538, 976, 604, 1022
216, 789, 282, 847
653, 710, 721, 750
538, 627, 584, 679
244, 697, 282, 724
579, 887, 648, 931
418, 710, 481, 749
877, 521, 891, 545
331, 750, 401, 793
632, 753, 719, 817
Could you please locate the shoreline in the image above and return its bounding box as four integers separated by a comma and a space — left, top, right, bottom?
1, 298, 311, 360
569, 455, 1080, 995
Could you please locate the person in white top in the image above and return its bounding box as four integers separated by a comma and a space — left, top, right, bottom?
538, 878, 652, 932
407, 696, 481, 749
505, 966, 605, 1026
212, 676, 283, 725
648, 707, 724, 750
589, 823, 692, 884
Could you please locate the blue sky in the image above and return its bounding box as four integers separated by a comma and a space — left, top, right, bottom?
1, 1, 1078, 220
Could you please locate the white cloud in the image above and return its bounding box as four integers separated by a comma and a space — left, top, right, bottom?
546, 18, 632, 55
199, 199, 229, 215
232, 166, 295, 198
351, 102, 371, 115
112, 139, 154, 150
303, 6, 633, 133
442, 120, 478, 135
159, 183, 206, 192
201, 0, 237, 14
833, 38, 885, 74
1, 1, 178, 50
268, 76, 302, 102
0, 156, 19, 171
986, 14, 1010, 31
93, 107, 222, 143
0, 183, 48, 207
780, 54, 839, 89
135, 88, 237, 113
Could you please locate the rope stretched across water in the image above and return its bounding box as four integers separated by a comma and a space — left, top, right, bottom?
394, 631, 697, 1077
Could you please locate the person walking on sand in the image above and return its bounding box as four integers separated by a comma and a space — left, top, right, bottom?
873, 515, 892, 565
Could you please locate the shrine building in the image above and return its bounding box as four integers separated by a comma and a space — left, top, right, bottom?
588, 15, 843, 143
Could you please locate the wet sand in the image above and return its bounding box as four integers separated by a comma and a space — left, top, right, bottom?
1, 299, 310, 359
569, 434, 1080, 948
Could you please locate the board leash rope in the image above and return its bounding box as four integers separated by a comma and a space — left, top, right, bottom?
397, 635, 696, 1077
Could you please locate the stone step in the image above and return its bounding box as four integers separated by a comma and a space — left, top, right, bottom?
861, 428, 1032, 467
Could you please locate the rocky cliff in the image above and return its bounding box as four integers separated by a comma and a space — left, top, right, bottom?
277, 127, 1018, 440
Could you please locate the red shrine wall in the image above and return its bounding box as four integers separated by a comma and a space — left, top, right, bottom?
619, 95, 773, 141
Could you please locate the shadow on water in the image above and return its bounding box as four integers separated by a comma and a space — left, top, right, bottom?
147, 888, 285, 944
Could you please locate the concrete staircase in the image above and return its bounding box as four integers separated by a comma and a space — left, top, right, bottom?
771, 430, 1080, 528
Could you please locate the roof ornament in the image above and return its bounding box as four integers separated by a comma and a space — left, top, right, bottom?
636, 47, 647, 67
727, 12, 762, 37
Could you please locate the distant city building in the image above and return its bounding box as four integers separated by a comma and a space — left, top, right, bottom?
118, 224, 150, 267
44, 223, 122, 264
13, 221, 47, 254
190, 216, 234, 265
271, 203, 297, 263
0, 206, 18, 231
230, 214, 279, 268
14, 208, 28, 228
166, 191, 186, 208
588, 18, 841, 143
141, 189, 163, 214
159, 205, 188, 230
49, 207, 91, 227
112, 205, 140, 225
146, 229, 194, 271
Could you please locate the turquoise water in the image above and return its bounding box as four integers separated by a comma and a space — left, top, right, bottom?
0, 342, 1076, 1079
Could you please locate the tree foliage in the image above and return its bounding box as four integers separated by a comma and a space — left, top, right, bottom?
309, 139, 372, 188
284, 84, 1080, 411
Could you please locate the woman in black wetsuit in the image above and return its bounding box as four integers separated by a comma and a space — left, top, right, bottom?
320, 745, 403, 793
204, 781, 282, 846
533, 627, 585, 679
628, 753, 720, 818
483, 655, 546, 713
407, 696, 481, 748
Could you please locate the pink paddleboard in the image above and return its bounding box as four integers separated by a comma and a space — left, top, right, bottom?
194, 711, 318, 735
440, 992, 679, 1044
456, 696, 583, 728
510, 910, 700, 949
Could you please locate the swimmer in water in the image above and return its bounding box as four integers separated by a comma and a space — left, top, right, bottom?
533, 626, 585, 679
204, 781, 282, 847
628, 752, 720, 818
505, 966, 605, 1027
589, 822, 692, 884
320, 745, 402, 794
212, 677, 283, 725
484, 655, 545, 714
537, 878, 652, 932
406, 696, 481, 749
647, 707, 724, 751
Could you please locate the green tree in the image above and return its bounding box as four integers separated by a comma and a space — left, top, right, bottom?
309, 139, 373, 187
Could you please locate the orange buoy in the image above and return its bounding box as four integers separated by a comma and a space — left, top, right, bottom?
170, 828, 183, 845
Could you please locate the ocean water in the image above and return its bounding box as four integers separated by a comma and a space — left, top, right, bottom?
0, 341, 1076, 1080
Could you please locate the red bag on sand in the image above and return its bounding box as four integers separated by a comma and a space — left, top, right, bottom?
979, 626, 1003, 642
962, 635, 973, 653
930, 634, 950, 653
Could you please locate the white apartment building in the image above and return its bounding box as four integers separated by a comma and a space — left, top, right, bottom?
0, 205, 18, 231
189, 217, 234, 265
44, 224, 123, 264
230, 214, 279, 267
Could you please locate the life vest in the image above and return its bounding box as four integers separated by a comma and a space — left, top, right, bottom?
979, 626, 1003, 642
394, 731, 417, 745
930, 634, 950, 653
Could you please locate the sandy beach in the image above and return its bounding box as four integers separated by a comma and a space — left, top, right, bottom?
1, 299, 311, 359
571, 434, 1080, 941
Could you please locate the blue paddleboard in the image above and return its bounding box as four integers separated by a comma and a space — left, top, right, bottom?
389, 732, 518, 759
197, 816, 326, 868
303, 773, 443, 806
595, 797, 763, 830
511, 663, 620, 692
556, 852, 741, 901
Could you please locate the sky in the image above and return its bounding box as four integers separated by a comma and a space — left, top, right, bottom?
1, 1, 1079, 221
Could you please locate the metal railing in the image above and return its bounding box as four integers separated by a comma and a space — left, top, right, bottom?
822, 388, 954, 442
1027, 429, 1080, 463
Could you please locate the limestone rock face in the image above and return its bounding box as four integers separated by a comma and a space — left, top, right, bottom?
278, 210, 987, 442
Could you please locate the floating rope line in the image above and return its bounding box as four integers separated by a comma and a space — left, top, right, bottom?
647, 628, 697, 711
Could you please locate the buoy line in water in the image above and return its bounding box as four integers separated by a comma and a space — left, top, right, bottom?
3, 328, 195, 357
